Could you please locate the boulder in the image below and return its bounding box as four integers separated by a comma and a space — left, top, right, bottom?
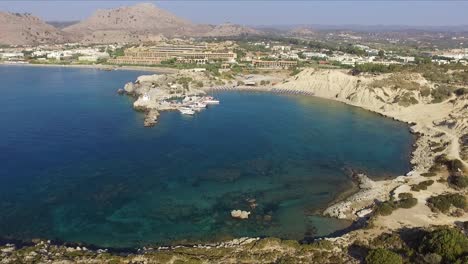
124, 82, 135, 93
231, 210, 250, 219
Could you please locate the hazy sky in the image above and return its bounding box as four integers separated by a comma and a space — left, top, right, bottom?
1, 1, 467, 26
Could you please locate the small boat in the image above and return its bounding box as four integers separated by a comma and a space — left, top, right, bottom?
179, 107, 195, 115
193, 102, 207, 108
203, 96, 220, 105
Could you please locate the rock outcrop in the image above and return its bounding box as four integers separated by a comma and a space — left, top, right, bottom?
231, 210, 251, 219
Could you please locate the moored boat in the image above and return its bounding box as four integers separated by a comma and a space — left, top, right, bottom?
179, 107, 195, 115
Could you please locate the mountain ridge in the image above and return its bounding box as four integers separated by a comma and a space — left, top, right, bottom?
0, 3, 260, 45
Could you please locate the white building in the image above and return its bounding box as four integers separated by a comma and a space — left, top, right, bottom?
77, 52, 109, 62
272, 45, 291, 52
0, 52, 24, 60
303, 52, 328, 59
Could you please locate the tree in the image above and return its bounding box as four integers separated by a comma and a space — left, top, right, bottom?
420, 228, 468, 262
365, 248, 403, 264
378, 50, 385, 58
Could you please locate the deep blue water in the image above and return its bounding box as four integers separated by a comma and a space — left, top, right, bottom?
0, 65, 413, 248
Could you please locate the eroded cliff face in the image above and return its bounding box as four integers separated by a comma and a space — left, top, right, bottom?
282, 69, 434, 111
282, 68, 468, 166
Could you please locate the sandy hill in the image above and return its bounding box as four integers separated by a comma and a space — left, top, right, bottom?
0, 12, 67, 45
289, 26, 316, 36
63, 3, 260, 43
203, 23, 262, 37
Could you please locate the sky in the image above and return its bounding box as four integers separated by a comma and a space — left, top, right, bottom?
0, 1, 467, 26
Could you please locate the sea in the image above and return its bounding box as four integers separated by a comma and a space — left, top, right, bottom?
0, 65, 414, 248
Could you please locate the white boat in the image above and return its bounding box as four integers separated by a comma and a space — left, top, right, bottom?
179, 107, 195, 115
204, 99, 219, 105
193, 102, 207, 108
203, 96, 220, 105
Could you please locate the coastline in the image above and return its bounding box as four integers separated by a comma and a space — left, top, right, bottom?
123, 67, 466, 228
203, 73, 467, 225
1, 67, 466, 261
0, 62, 178, 74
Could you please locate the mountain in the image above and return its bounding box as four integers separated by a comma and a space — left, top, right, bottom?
203, 23, 261, 37
63, 3, 201, 43
63, 3, 259, 43
0, 12, 67, 45
289, 26, 316, 37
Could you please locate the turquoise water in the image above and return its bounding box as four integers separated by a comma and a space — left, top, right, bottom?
0, 65, 413, 248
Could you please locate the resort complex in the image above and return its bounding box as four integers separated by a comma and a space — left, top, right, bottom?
108, 44, 237, 65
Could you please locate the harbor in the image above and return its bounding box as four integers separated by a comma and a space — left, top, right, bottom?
140, 95, 220, 126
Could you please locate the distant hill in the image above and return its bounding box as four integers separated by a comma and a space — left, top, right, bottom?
0, 12, 68, 45
63, 3, 260, 43
47, 21, 79, 29
289, 26, 316, 37
0, 3, 262, 45
203, 23, 262, 37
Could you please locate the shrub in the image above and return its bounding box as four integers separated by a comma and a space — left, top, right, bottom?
411, 180, 434, 191
397, 193, 418, 209
449, 175, 468, 189
421, 172, 437, 177
375, 201, 397, 216
195, 81, 204, 88
365, 248, 403, 264
399, 197, 418, 209
431, 85, 453, 103
398, 193, 413, 200
447, 159, 466, 174
372, 233, 406, 251
454, 88, 468, 96
455, 255, 468, 264
427, 193, 467, 213
419, 227, 468, 262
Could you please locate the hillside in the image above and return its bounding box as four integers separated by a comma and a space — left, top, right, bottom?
63, 3, 259, 43
203, 22, 262, 37
0, 12, 67, 45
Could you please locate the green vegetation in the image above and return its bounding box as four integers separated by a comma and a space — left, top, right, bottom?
420, 228, 468, 262
421, 172, 437, 177
355, 63, 402, 74
176, 77, 193, 90
290, 67, 302, 76
410, 180, 434, 192
365, 248, 403, 264
429, 154, 466, 174
454, 88, 468, 97
108, 47, 125, 58
431, 85, 453, 103
373, 193, 418, 216
4, 225, 468, 263
374, 201, 397, 216
427, 193, 467, 213
449, 175, 468, 189
397, 193, 418, 209
393, 92, 419, 106
359, 226, 468, 264
351, 60, 468, 87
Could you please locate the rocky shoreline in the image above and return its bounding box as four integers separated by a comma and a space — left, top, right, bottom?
3, 68, 465, 263
120, 67, 466, 224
